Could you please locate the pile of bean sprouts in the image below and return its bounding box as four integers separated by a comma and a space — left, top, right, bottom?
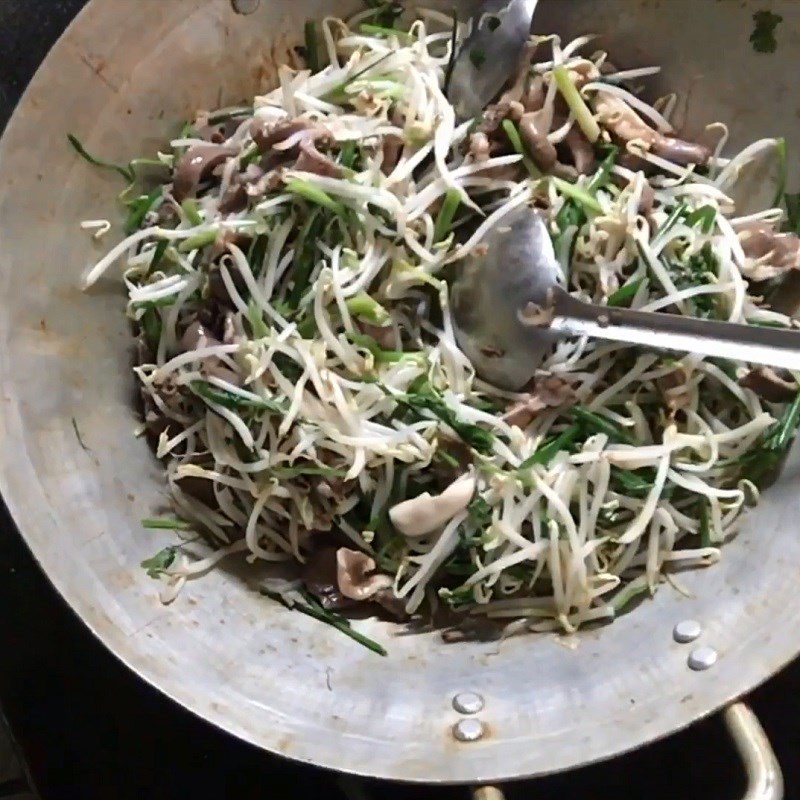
81, 8, 800, 637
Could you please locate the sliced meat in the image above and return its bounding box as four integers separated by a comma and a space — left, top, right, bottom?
739, 224, 800, 280
389, 474, 475, 538
563, 125, 596, 175
250, 117, 311, 154
335, 548, 392, 601
593, 94, 709, 166
518, 112, 557, 172
503, 376, 576, 429
172, 144, 238, 202
740, 367, 798, 403
294, 140, 343, 178
381, 133, 404, 175
218, 183, 248, 214
467, 131, 492, 162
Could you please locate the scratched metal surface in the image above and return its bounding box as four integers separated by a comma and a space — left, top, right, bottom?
1, 0, 800, 785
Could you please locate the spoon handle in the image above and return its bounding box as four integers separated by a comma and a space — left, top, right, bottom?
550, 288, 800, 372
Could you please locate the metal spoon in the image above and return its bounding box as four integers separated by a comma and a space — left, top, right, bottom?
451, 207, 800, 389
447, 0, 538, 120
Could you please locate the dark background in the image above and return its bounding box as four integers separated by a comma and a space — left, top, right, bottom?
0, 1, 798, 798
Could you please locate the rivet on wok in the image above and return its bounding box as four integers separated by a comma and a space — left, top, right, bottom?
452, 692, 484, 714
673, 619, 702, 644
231, 0, 260, 14
687, 645, 718, 671
453, 718, 485, 742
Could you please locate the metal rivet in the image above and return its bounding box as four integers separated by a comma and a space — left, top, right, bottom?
688, 645, 718, 671
452, 691, 484, 715
453, 718, 485, 742
673, 619, 702, 644
231, 0, 260, 14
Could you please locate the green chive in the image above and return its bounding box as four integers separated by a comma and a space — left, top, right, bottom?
142, 517, 193, 531
518, 425, 581, 470
177, 228, 218, 253
607, 277, 645, 307
285, 179, 345, 214
181, 198, 204, 226
433, 188, 462, 243
553, 66, 600, 143
304, 20, 320, 72
67, 133, 135, 182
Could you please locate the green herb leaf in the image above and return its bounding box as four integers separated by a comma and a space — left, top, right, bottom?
750, 10, 782, 53
141, 546, 177, 578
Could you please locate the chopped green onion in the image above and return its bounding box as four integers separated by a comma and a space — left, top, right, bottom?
686, 204, 716, 233
149, 239, 169, 271
552, 176, 603, 214
346, 292, 391, 325
359, 23, 412, 42
125, 188, 163, 234
142, 517, 193, 530
177, 228, 218, 253
260, 587, 387, 656
141, 546, 177, 578
304, 20, 320, 72
350, 332, 423, 364
570, 406, 635, 444
181, 198, 204, 226
433, 188, 462, 242
553, 66, 600, 143
141, 308, 162, 352
287, 209, 324, 309
607, 277, 645, 307
285, 179, 345, 214
518, 425, 581, 470
772, 137, 787, 208
189, 381, 287, 414
247, 298, 270, 338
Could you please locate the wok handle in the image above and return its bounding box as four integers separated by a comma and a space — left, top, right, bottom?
469, 701, 782, 800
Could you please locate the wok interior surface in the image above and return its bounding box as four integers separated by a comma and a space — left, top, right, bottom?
1, 0, 800, 784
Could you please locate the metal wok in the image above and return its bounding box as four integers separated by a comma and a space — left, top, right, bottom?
0, 0, 798, 794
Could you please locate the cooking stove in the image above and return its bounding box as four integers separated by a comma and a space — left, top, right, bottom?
0, 3, 798, 798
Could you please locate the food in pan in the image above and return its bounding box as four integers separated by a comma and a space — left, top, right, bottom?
74, 7, 800, 651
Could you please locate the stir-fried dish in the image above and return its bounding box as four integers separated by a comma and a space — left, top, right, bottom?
76, 7, 800, 651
